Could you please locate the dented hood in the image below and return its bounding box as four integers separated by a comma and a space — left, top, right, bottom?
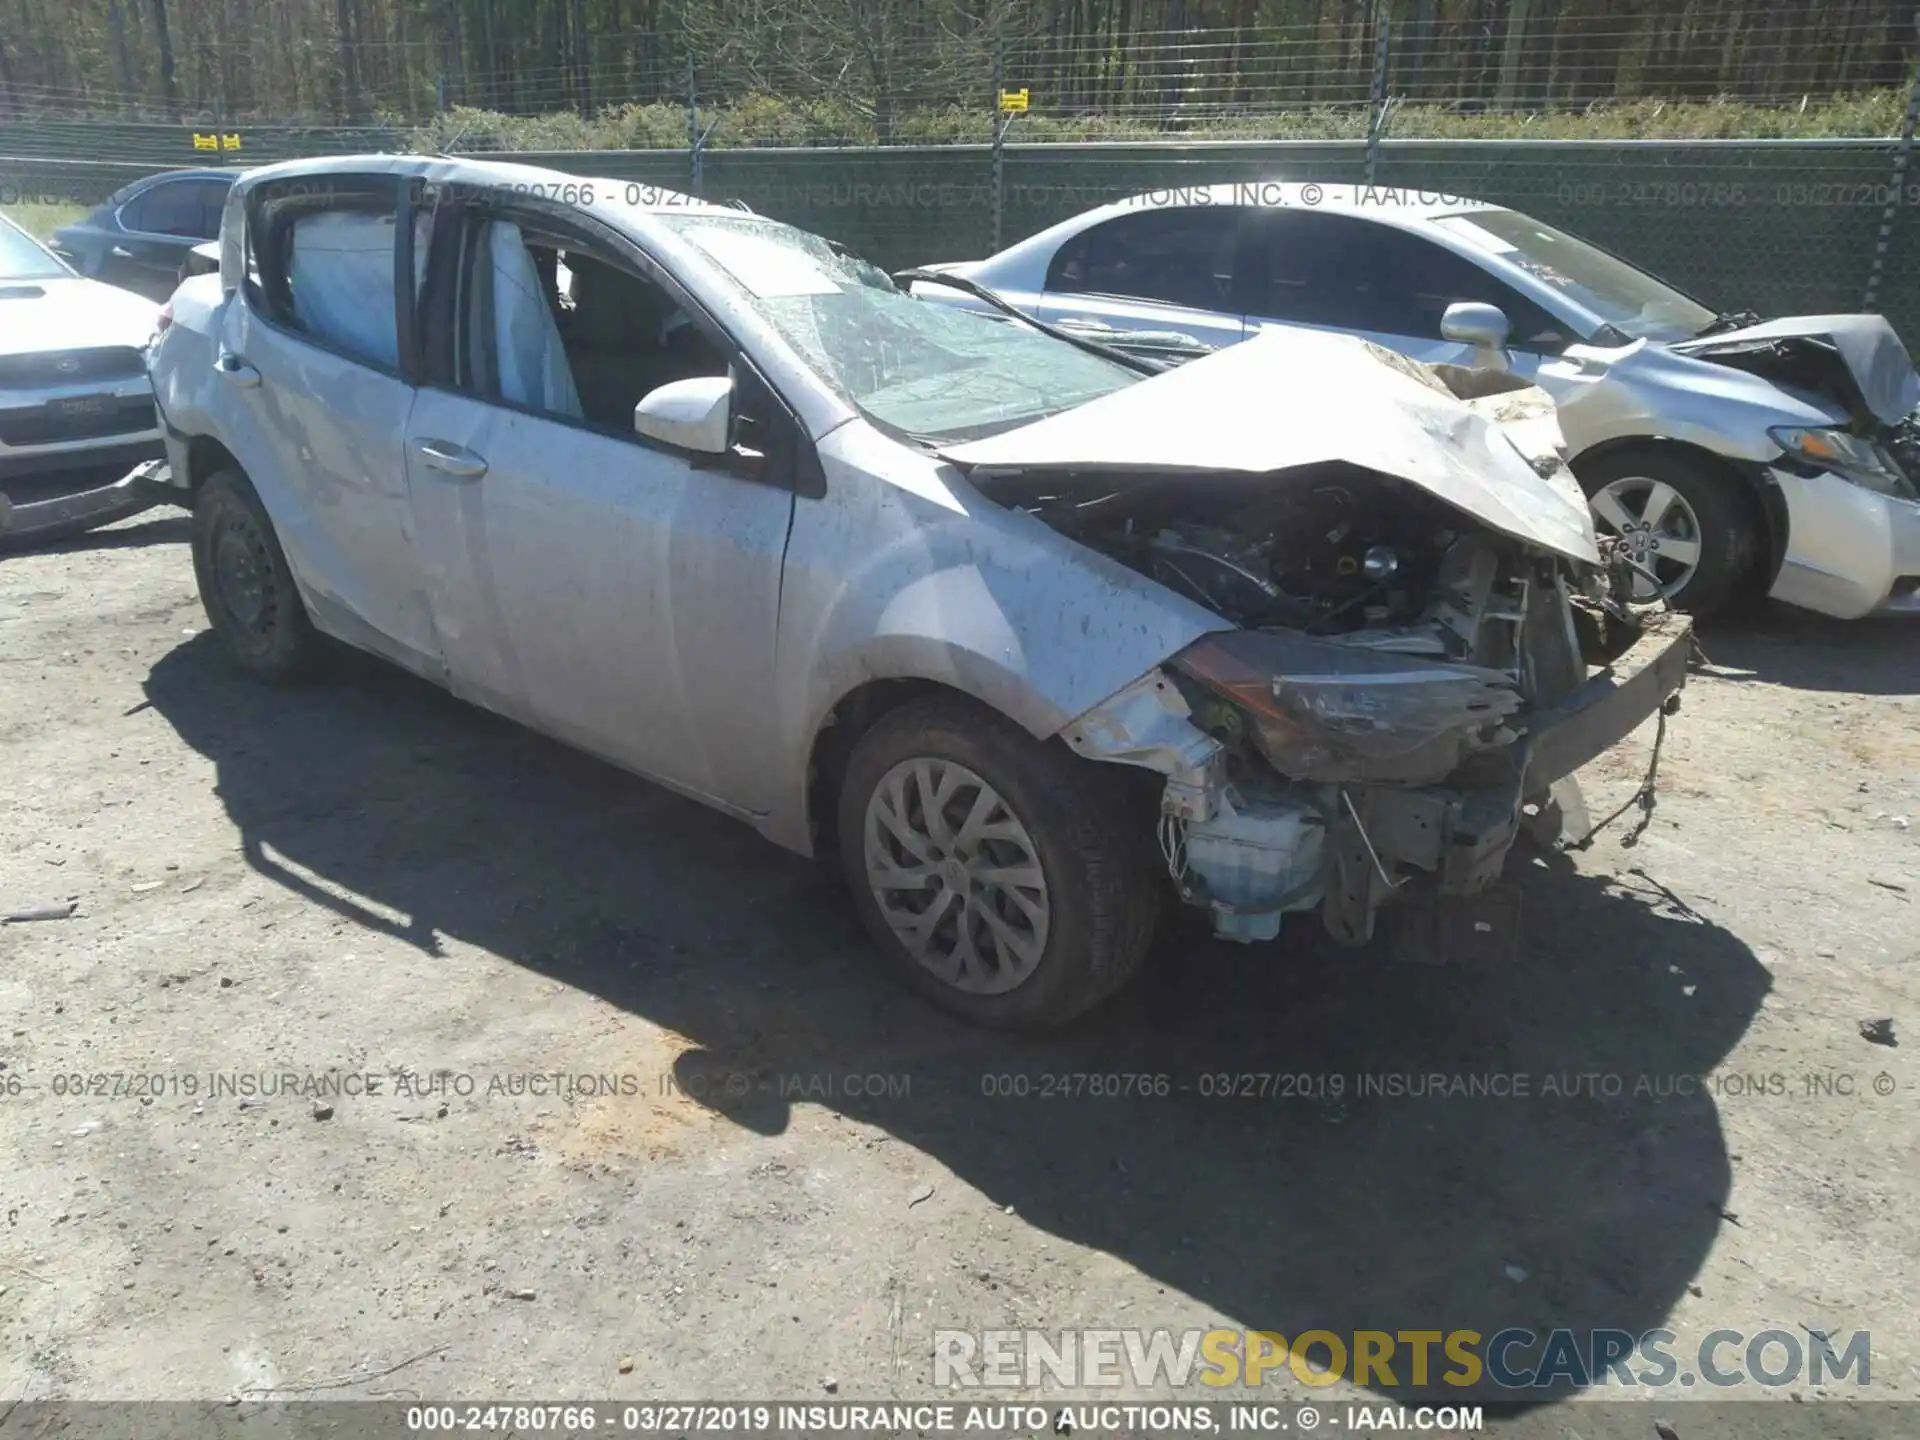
942, 326, 1600, 565
1672, 313, 1920, 426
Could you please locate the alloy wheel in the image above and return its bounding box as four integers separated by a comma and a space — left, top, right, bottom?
1589, 475, 1705, 602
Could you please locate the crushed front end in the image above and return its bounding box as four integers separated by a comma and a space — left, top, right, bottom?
1052, 467, 1692, 946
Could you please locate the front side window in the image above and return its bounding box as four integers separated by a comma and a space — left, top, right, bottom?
1046, 207, 1239, 312
1248, 210, 1570, 348
450, 214, 730, 434
1432, 209, 1715, 342
662, 214, 1139, 444
0, 217, 69, 281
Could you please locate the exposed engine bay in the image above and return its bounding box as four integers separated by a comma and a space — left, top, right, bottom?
1013, 462, 1639, 689
1035, 462, 1684, 950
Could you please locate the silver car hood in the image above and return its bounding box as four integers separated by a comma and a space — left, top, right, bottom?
0, 275, 160, 358
1671, 313, 1920, 426
942, 326, 1600, 565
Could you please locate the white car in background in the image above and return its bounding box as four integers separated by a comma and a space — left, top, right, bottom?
912, 183, 1920, 620
0, 213, 168, 547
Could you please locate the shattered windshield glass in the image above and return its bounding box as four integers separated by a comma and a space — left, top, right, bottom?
1433, 209, 1716, 343
659, 214, 1140, 443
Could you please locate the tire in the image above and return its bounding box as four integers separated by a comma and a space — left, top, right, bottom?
835, 694, 1162, 1030
191, 468, 322, 682
1575, 448, 1760, 619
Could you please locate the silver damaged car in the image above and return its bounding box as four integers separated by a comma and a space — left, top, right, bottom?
147, 157, 1690, 1029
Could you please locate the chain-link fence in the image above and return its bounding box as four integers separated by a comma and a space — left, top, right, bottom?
5, 10, 1918, 137
5, 10, 1920, 336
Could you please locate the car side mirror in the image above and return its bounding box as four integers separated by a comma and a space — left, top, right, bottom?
1441, 301, 1511, 372
634, 375, 732, 454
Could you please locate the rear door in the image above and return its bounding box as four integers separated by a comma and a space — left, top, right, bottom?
1035, 205, 1248, 350
216, 172, 439, 674
404, 194, 797, 812
1240, 209, 1573, 379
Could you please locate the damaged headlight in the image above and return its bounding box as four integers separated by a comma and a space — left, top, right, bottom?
1770, 425, 1916, 500
1171, 631, 1523, 785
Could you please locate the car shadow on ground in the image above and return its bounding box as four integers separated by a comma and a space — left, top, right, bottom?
1694, 602, 1920, 695
144, 635, 1770, 1407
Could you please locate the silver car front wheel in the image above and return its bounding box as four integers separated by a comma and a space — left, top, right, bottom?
835, 694, 1162, 1029
863, 757, 1051, 995
1589, 475, 1705, 603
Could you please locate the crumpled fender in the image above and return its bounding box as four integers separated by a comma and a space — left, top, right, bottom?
760, 420, 1228, 854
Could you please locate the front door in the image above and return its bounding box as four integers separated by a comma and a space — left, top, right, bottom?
1239, 209, 1573, 384
405, 202, 795, 812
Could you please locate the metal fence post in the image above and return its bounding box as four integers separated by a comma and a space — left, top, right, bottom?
687, 53, 703, 199
1365, 7, 1391, 186
990, 37, 1007, 254
1864, 24, 1920, 313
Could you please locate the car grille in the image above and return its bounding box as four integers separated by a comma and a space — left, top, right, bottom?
0, 347, 147, 388
0, 395, 158, 446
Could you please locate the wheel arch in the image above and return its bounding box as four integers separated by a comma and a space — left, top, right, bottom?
1570, 434, 1789, 596
801, 676, 1026, 862
181, 434, 242, 495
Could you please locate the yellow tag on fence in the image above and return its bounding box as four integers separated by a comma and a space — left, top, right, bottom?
997, 88, 1029, 113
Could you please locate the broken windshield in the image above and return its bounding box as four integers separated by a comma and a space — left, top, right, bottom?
659, 214, 1140, 443
1433, 209, 1716, 344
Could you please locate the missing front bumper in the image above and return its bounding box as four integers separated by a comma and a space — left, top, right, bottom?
1319, 612, 1693, 944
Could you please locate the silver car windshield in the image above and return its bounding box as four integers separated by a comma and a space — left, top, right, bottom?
1433, 210, 1716, 343
659, 214, 1140, 442
0, 219, 70, 281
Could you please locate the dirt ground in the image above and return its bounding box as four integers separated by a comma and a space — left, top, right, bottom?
2, 510, 1916, 1434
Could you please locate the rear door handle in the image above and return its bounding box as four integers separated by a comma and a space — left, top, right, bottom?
216, 353, 261, 388
413, 439, 488, 480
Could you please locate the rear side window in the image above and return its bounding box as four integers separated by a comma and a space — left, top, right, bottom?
123, 178, 229, 239
1246, 210, 1569, 349
1045, 207, 1239, 312
244, 175, 421, 372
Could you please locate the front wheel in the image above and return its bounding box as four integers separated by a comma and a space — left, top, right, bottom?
1575, 449, 1760, 619
191, 468, 322, 682
835, 695, 1162, 1030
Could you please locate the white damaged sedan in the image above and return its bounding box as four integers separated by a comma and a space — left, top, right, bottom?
148, 157, 1690, 1028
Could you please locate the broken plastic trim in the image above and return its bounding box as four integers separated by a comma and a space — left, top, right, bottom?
1058, 669, 1225, 823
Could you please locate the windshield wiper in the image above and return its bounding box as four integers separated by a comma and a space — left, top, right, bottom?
1692, 309, 1762, 338
892, 267, 1161, 376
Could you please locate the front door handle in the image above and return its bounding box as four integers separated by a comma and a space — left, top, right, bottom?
216, 353, 261, 388
413, 439, 488, 480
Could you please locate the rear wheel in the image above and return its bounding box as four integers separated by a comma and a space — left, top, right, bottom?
191, 468, 322, 682
836, 694, 1162, 1030
1576, 449, 1759, 619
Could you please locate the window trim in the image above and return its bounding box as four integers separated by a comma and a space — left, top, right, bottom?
419, 190, 823, 498
237, 173, 418, 383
